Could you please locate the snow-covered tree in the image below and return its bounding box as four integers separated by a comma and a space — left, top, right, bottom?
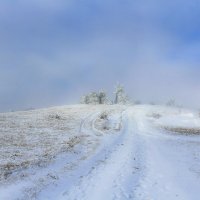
114, 84, 129, 105
87, 92, 99, 104
80, 92, 99, 104
80, 95, 89, 104
81, 86, 130, 105
98, 90, 107, 104
166, 99, 176, 107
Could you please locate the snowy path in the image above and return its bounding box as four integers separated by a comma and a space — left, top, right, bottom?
60, 111, 144, 200
133, 106, 200, 200
1, 105, 200, 200
59, 106, 200, 200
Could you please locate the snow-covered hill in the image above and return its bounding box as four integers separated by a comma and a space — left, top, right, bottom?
0, 105, 200, 200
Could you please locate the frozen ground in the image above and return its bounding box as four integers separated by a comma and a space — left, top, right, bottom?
0, 104, 200, 199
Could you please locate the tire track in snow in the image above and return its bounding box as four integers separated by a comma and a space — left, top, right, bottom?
61, 110, 144, 200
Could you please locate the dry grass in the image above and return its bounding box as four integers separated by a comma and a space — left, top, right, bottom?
99, 112, 109, 120
0, 105, 124, 184
146, 113, 162, 119
162, 126, 200, 135
94, 108, 123, 133
0, 106, 101, 182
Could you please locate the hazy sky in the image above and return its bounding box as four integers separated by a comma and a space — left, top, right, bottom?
1, 0, 200, 111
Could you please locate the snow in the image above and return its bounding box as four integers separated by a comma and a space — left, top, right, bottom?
0, 104, 200, 199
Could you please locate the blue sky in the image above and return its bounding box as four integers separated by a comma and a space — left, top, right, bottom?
0, 0, 200, 111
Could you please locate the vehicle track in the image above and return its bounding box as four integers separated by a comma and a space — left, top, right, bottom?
62, 109, 145, 200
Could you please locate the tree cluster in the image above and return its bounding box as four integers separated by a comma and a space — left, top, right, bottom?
80, 84, 130, 105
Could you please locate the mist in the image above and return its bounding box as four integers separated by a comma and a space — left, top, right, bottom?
0, 0, 200, 111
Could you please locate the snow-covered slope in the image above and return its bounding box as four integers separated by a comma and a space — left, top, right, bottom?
0, 105, 200, 200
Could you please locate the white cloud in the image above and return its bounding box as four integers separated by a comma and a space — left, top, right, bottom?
0, 0, 200, 111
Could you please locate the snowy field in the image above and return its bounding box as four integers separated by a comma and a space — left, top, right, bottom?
0, 104, 200, 199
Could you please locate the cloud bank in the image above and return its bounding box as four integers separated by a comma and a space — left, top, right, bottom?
0, 0, 200, 111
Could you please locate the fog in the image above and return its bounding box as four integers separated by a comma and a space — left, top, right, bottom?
0, 0, 200, 111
